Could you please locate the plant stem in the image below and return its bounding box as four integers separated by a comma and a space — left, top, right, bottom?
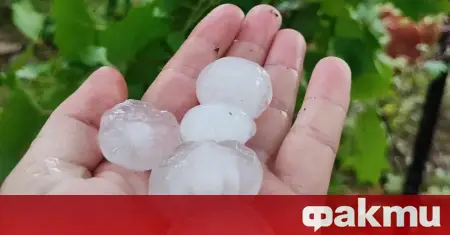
403, 23, 449, 194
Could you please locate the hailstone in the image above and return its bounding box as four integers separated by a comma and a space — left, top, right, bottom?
196, 57, 273, 119
149, 140, 263, 195
180, 103, 256, 143
98, 99, 181, 171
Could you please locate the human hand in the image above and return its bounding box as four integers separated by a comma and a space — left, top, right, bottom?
0, 4, 351, 195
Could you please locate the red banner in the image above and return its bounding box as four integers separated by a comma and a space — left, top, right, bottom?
0, 196, 448, 235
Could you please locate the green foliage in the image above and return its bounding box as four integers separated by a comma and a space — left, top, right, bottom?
351, 55, 393, 100
389, 0, 450, 21
341, 106, 390, 184
0, 0, 448, 187
51, 0, 97, 61
12, 0, 45, 42
0, 87, 48, 181
99, 3, 170, 66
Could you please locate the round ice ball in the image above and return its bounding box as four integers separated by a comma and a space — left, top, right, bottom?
98, 99, 181, 171
149, 140, 263, 195
196, 57, 273, 119
180, 103, 256, 144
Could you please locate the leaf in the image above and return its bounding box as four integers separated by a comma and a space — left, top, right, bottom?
354, 3, 390, 39
4, 45, 35, 88
159, 0, 183, 13
344, 0, 361, 7
81, 46, 112, 67
12, 0, 45, 42
166, 31, 186, 53
7, 44, 35, 73
39, 83, 79, 110
0, 87, 47, 182
0, 73, 6, 85
128, 84, 147, 100
30, 0, 51, 13
389, 0, 450, 21
86, 0, 109, 26
303, 49, 327, 76
125, 41, 171, 86
51, 0, 96, 61
328, 171, 348, 194
335, 9, 363, 39
15, 63, 51, 80
99, 3, 170, 66
351, 56, 393, 100
294, 75, 308, 113
39, 66, 89, 110
329, 33, 380, 78
341, 107, 390, 184
220, 0, 260, 12
289, 3, 323, 42
320, 0, 346, 17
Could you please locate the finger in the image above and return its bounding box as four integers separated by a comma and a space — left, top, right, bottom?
1, 67, 128, 194
274, 57, 351, 194
142, 4, 245, 121
247, 29, 306, 159
95, 4, 245, 194
226, 4, 282, 64
259, 167, 295, 195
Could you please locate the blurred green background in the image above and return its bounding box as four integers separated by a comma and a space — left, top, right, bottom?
0, 0, 449, 194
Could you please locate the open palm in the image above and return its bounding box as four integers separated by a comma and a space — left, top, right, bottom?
1, 4, 351, 195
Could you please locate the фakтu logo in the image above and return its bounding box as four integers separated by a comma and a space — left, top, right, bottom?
302, 198, 440, 232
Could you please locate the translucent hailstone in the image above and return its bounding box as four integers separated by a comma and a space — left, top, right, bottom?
98, 99, 181, 171
180, 103, 256, 143
149, 140, 263, 195
196, 57, 273, 119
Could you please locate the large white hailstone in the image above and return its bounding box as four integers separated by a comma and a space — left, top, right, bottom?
149, 140, 263, 195
98, 99, 181, 171
180, 103, 256, 143
196, 57, 273, 119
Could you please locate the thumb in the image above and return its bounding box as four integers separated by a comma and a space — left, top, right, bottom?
1, 66, 128, 194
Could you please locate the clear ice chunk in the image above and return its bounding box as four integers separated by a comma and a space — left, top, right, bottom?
98, 99, 181, 171
196, 57, 273, 119
180, 103, 256, 144
149, 140, 263, 195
